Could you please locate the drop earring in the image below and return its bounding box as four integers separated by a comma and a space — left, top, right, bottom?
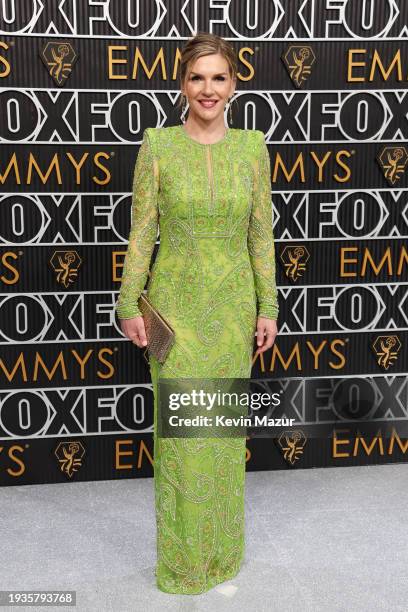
180, 94, 188, 124
227, 97, 233, 125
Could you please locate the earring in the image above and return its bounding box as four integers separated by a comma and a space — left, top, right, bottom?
180, 94, 188, 124
227, 97, 233, 125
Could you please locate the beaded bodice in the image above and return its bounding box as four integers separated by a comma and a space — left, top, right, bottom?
116, 124, 279, 323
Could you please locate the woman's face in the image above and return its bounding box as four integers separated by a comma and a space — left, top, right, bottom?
182, 53, 236, 123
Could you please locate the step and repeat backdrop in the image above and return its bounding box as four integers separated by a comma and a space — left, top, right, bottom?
0, 1, 407, 486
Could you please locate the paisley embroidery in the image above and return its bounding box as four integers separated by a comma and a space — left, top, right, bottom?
226, 212, 249, 259
157, 482, 177, 522
116, 125, 279, 594
146, 269, 178, 317
159, 438, 214, 503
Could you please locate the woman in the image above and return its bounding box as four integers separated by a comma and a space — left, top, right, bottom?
116, 32, 279, 594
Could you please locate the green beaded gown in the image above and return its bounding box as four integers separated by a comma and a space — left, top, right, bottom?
116, 124, 279, 594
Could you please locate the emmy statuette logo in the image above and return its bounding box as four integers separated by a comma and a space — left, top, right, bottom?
50, 251, 82, 287
371, 335, 402, 370
54, 441, 85, 478
281, 46, 316, 88
40, 42, 78, 86
376, 146, 408, 186
276, 430, 307, 465
280, 245, 310, 282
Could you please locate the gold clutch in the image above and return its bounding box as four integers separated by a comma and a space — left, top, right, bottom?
137, 293, 175, 364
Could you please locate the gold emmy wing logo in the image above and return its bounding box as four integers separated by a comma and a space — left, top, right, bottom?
54, 441, 85, 478
40, 42, 78, 86
277, 430, 307, 465
281, 46, 316, 88
280, 245, 310, 282
50, 250, 82, 287
372, 335, 401, 370
376, 146, 408, 186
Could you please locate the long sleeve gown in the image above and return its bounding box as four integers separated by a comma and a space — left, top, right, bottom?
115, 124, 279, 594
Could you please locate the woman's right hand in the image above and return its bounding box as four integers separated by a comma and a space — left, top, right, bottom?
119, 316, 148, 348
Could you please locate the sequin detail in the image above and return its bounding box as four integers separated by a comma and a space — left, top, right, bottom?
116, 125, 279, 594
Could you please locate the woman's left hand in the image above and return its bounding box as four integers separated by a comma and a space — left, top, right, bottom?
255, 317, 278, 357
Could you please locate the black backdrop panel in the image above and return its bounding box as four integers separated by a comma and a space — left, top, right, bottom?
1, 1, 407, 485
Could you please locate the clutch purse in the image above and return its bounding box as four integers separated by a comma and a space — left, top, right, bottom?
137, 293, 175, 364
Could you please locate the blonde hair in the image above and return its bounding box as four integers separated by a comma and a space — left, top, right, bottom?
177, 32, 238, 117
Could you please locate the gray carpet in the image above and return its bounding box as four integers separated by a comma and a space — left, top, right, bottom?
1, 463, 406, 612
